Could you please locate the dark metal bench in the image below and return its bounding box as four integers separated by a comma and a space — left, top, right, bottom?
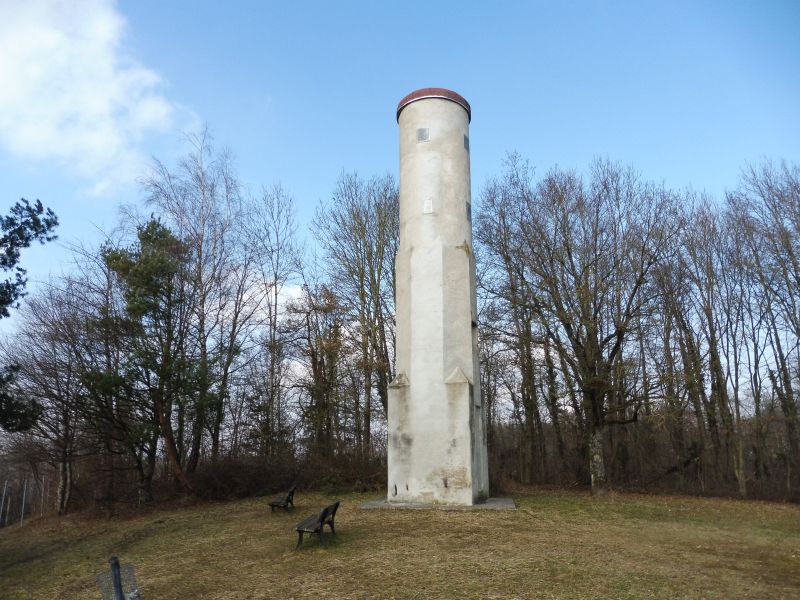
294, 501, 340, 549
268, 484, 297, 512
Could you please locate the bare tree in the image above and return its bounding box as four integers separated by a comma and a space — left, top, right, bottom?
728, 162, 800, 497
286, 281, 344, 458
313, 173, 398, 458
0, 285, 81, 513
244, 184, 302, 457
143, 131, 261, 468
478, 155, 682, 493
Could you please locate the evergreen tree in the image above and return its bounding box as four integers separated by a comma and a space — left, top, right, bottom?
0, 199, 58, 431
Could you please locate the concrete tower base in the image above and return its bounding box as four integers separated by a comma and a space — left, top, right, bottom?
360, 497, 515, 511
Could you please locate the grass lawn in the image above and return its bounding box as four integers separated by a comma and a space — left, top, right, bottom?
0, 487, 798, 599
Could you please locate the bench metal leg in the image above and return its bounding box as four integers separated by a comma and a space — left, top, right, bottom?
319, 528, 325, 546
295, 532, 304, 550
329, 522, 336, 536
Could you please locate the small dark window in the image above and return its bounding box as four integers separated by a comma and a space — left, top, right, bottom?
417, 128, 429, 142
466, 201, 472, 222
463, 134, 469, 151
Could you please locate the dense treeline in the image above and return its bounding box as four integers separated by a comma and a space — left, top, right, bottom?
0, 137, 797, 517
476, 156, 800, 500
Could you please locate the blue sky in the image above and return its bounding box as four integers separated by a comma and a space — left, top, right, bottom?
0, 0, 798, 329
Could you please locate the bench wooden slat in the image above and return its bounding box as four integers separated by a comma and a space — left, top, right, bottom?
296, 515, 321, 532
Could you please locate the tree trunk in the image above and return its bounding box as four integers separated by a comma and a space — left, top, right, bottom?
158, 402, 194, 494
543, 343, 566, 476
185, 412, 204, 475
589, 424, 608, 495
767, 318, 800, 493
56, 450, 72, 515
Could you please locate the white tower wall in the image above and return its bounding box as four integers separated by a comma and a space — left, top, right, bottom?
388, 88, 489, 505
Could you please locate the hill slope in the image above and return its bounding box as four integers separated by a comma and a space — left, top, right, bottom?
1, 488, 798, 599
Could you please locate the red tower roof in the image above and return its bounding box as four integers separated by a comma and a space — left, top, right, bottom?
396, 88, 471, 122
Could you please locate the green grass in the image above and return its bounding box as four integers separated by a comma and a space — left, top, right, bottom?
1, 487, 798, 599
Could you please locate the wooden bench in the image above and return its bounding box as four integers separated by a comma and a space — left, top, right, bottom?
294, 501, 340, 549
268, 484, 297, 512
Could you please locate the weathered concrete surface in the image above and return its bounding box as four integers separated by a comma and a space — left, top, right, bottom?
360, 497, 515, 511
387, 89, 489, 506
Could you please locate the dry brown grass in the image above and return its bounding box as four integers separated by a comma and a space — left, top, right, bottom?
1, 488, 798, 599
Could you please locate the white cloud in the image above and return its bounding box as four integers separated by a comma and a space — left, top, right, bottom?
278, 283, 304, 310
0, 0, 179, 194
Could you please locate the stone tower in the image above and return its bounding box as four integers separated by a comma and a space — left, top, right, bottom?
387, 88, 489, 505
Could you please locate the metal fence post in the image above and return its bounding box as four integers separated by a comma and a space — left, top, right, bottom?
20, 479, 27, 527
3, 489, 10, 527
109, 556, 125, 600
0, 480, 7, 527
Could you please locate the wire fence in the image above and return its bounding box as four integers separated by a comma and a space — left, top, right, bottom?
0, 471, 54, 528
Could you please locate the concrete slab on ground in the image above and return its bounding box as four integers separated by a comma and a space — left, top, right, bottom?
358, 497, 516, 511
